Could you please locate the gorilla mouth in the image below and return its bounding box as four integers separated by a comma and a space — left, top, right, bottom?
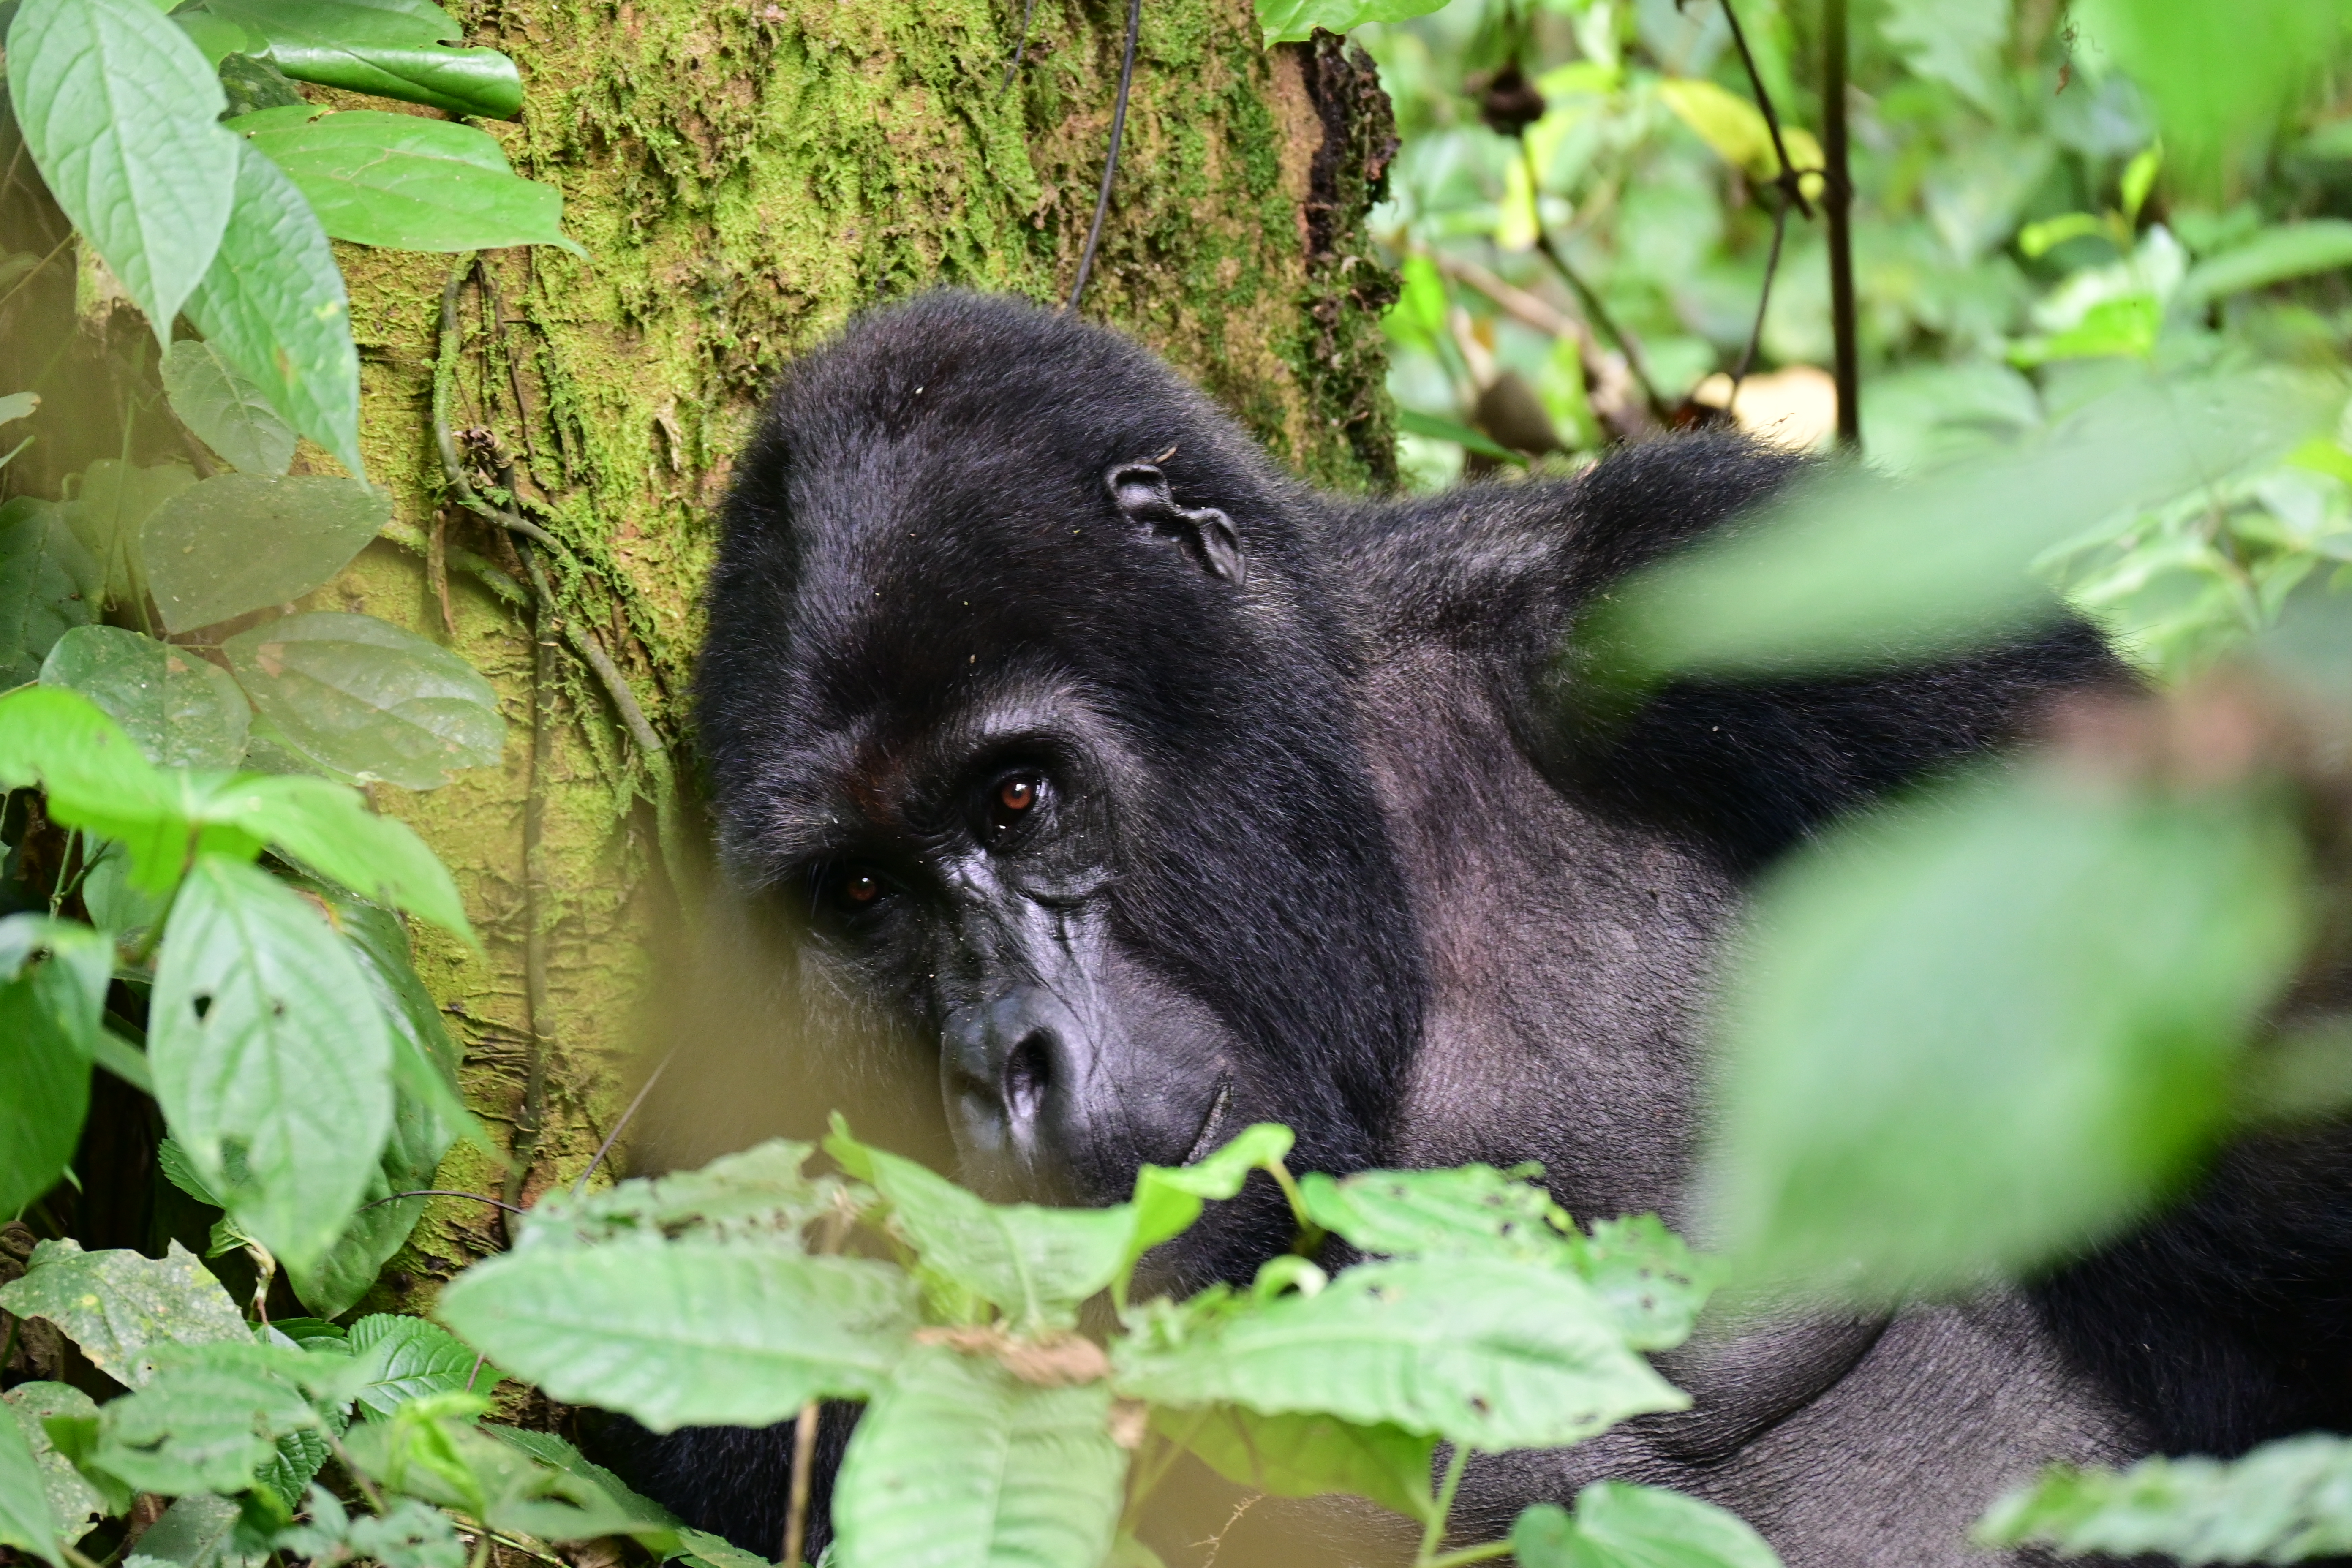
1177, 1076, 1233, 1166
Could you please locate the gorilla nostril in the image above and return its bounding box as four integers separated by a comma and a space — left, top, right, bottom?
1002, 1029, 1054, 1124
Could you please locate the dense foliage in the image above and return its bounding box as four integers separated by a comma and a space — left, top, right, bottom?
4, 0, 2352, 1565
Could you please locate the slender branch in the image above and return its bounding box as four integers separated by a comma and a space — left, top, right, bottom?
1421, 1543, 1514, 1568
361, 1189, 528, 1216
503, 541, 558, 1247
998, 0, 1041, 95
1522, 144, 1674, 426
1414, 1445, 1474, 1568
1822, 0, 1860, 447
1729, 193, 1791, 391
574, 1048, 676, 1195
782, 1400, 820, 1568
1426, 249, 1658, 441
1067, 0, 1142, 313
1717, 0, 1813, 220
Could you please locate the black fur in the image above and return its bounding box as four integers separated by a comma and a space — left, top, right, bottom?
629, 291, 2347, 1564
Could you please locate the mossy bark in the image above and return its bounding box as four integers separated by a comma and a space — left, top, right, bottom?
336, 0, 1399, 1306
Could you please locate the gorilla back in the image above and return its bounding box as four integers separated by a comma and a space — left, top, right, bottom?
668, 291, 2319, 1565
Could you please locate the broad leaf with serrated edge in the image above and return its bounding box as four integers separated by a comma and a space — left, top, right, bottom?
184, 142, 362, 478
223, 612, 503, 789
1114, 1257, 1686, 1450
832, 1344, 1126, 1568
150, 855, 394, 1275
91, 1352, 321, 1496
436, 1244, 917, 1432
161, 339, 297, 475
525, 1138, 836, 1247
1126, 1123, 1294, 1269
1978, 1433, 2352, 1562
4, 0, 238, 340
41, 626, 251, 771
231, 108, 578, 252
0, 1239, 246, 1387
144, 475, 387, 633
830, 1120, 1133, 1329
347, 1315, 490, 1416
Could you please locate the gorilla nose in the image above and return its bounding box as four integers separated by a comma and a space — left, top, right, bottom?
942, 988, 1073, 1186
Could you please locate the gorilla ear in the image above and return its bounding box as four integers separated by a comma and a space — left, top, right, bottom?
1106, 462, 1246, 587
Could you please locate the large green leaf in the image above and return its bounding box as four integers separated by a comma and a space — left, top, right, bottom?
3, 0, 238, 340
1300, 1164, 1575, 1265
132, 1492, 262, 1568
1979, 1433, 2352, 1563
0, 1239, 247, 1387
285, 1064, 459, 1317
832, 1344, 1126, 1568
90, 1350, 321, 1496
161, 339, 298, 476
199, 775, 471, 937
40, 625, 251, 771
322, 887, 481, 1144
1253, 0, 1449, 46
1161, 1405, 1436, 1526
525, 1138, 839, 1247
142, 474, 389, 633
206, 0, 523, 118
0, 498, 100, 688
1705, 768, 2306, 1303
1575, 1216, 1714, 1354
346, 1315, 490, 1416
0, 687, 201, 891
0, 1404, 61, 1568
0, 918, 110, 1217
231, 108, 577, 253
223, 612, 504, 789
1, 1385, 107, 1539
1512, 1484, 1783, 1568
184, 142, 363, 479
829, 1123, 1135, 1329
63, 460, 198, 611
150, 854, 395, 1275
1125, 1123, 1295, 1268
2179, 220, 2352, 305
436, 1244, 918, 1432
1113, 1257, 1686, 1450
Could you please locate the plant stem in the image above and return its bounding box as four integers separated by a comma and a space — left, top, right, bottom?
782, 1400, 819, 1568
1822, 0, 1860, 447
1421, 1542, 1514, 1568
1414, 1444, 1473, 1568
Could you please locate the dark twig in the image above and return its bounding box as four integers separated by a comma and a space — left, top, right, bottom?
1522, 146, 1674, 426
362, 1190, 529, 1216
782, 1401, 820, 1568
1729, 194, 1791, 392
998, 0, 1041, 95
573, 1049, 676, 1195
1822, 0, 1860, 447
1715, 0, 1813, 220
1067, 0, 1142, 313
503, 537, 557, 1247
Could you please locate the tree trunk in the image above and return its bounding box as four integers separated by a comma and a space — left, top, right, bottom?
336, 1, 1399, 1308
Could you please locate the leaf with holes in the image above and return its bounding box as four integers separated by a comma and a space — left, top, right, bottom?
231, 108, 578, 253
0, 1402, 60, 1568
0, 498, 100, 689
150, 854, 394, 1275
0, 1240, 247, 1387
3, 0, 239, 340
161, 339, 297, 476
2, 1385, 107, 1539
184, 142, 362, 478
832, 1344, 1127, 1568
223, 612, 503, 789
40, 626, 251, 771
143, 474, 389, 633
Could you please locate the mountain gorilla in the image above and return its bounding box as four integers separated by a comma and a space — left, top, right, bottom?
626, 291, 2349, 1566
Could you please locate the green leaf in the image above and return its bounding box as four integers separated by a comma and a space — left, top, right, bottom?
254, 1427, 331, 1510
831, 1343, 1126, 1568
1126, 1122, 1295, 1266
207, 0, 524, 118
1877, 0, 2007, 113
223, 612, 504, 789
1299, 1164, 1575, 1265
1114, 1257, 1687, 1450
0, 934, 103, 1217
2, 1384, 108, 1539
1977, 1433, 2352, 1563
144, 474, 390, 633
63, 460, 199, 611
232, 109, 577, 253
185, 141, 363, 479
828, 1122, 1135, 1329
436, 1244, 919, 1432
1574, 1216, 1714, 1354
218, 50, 308, 117
0, 686, 202, 892
161, 340, 299, 476
193, 773, 471, 937
669, 1529, 773, 1568
1253, 0, 1449, 46
1160, 1405, 1437, 1525
347, 1315, 490, 1417
1513, 1484, 1784, 1568
285, 1074, 458, 1317
525, 1138, 838, 1246
40, 626, 252, 770
1588, 372, 2334, 681
2179, 220, 2352, 305
321, 887, 484, 1148
493, 1428, 679, 1530
150, 854, 396, 1276
1705, 768, 2306, 1304
339, 1396, 678, 1546
1394, 407, 1528, 466
177, 8, 263, 66
0, 1403, 63, 1568
3, 0, 239, 340
0, 1239, 248, 1387
91, 1350, 320, 1495
0, 498, 100, 688
275, 1486, 466, 1568
132, 1492, 263, 1568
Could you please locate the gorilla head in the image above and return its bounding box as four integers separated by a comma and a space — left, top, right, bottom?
696, 295, 1424, 1288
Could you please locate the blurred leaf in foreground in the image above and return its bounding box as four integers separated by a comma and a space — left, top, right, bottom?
1705, 763, 2304, 1304
1512, 1482, 1783, 1568
1979, 1433, 2352, 1563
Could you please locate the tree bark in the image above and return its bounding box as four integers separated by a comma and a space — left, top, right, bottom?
335, 1, 1400, 1309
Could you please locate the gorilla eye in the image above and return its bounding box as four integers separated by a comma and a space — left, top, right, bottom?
987, 771, 1047, 838
836, 867, 885, 909
999, 776, 1036, 813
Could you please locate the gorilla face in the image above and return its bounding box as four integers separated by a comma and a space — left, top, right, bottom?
696, 293, 1427, 1293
